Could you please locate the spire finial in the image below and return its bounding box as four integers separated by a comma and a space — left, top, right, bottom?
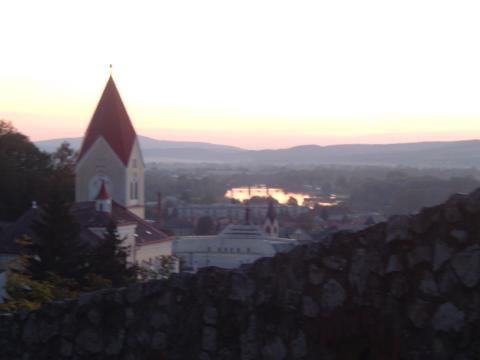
109, 64, 113, 76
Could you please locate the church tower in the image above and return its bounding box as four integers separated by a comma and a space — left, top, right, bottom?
263, 198, 279, 237
75, 75, 145, 218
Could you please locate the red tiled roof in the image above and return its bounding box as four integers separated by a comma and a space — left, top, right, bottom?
78, 76, 137, 165
1, 202, 171, 255
72, 201, 170, 245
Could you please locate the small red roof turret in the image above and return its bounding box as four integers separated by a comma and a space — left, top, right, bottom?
95, 181, 111, 201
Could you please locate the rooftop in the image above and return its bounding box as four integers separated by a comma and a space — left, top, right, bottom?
78, 76, 137, 166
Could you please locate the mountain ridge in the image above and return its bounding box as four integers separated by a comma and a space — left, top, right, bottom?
34, 137, 480, 168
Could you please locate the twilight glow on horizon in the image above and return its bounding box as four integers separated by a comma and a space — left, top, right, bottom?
1, 0, 480, 149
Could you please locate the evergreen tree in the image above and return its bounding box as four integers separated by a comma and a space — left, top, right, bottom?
0, 120, 52, 220
50, 142, 77, 202
25, 188, 89, 282
90, 220, 136, 287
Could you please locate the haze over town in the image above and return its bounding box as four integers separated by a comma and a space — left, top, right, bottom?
2, 0, 480, 148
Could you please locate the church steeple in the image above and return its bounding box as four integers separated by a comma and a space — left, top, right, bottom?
75, 74, 145, 219
77, 76, 137, 166
263, 198, 279, 236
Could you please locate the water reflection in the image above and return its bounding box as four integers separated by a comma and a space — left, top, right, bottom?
225, 186, 307, 206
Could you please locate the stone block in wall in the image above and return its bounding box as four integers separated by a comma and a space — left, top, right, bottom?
386, 215, 410, 243
308, 264, 325, 285
202, 326, 217, 353
322, 256, 347, 271
321, 279, 346, 311
432, 302, 465, 333
407, 299, 432, 329
451, 245, 480, 288
261, 337, 287, 360
433, 241, 453, 272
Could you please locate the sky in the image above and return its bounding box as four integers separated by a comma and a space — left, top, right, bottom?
1, 0, 480, 149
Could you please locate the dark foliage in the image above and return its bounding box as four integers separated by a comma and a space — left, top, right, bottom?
0, 120, 76, 221
25, 188, 89, 282
0, 120, 52, 220
89, 220, 137, 287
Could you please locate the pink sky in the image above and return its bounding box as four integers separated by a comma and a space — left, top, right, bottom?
1, 1, 480, 149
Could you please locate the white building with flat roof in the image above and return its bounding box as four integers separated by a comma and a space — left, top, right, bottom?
173, 222, 297, 272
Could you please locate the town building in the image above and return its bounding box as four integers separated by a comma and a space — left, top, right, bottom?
263, 199, 279, 237
173, 208, 297, 272
164, 201, 309, 225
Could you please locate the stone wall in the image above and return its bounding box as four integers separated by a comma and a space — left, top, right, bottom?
2, 191, 480, 359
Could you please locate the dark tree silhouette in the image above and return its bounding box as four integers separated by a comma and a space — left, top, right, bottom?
25, 188, 89, 282
90, 220, 137, 287
0, 120, 52, 220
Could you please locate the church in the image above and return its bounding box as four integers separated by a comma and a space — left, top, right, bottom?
0, 75, 174, 274
76, 76, 145, 219
73, 75, 174, 269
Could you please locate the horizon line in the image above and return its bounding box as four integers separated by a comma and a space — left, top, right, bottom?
32, 134, 480, 152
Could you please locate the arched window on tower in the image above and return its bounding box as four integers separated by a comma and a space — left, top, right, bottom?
130, 175, 139, 202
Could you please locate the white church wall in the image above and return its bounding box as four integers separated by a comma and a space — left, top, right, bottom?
125, 140, 145, 218
135, 239, 173, 266
135, 239, 177, 276
75, 137, 127, 206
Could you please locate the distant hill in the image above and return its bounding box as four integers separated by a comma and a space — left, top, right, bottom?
35, 135, 244, 153
35, 137, 480, 168
239, 141, 480, 167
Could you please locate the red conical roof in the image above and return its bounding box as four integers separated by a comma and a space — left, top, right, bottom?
95, 181, 110, 200
78, 76, 137, 165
